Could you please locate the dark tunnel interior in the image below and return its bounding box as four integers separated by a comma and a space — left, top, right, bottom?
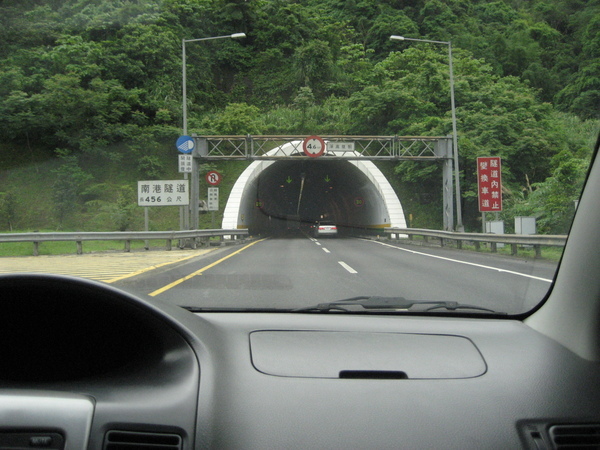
243, 160, 387, 235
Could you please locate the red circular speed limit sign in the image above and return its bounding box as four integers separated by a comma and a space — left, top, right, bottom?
303, 135, 325, 158
206, 170, 222, 186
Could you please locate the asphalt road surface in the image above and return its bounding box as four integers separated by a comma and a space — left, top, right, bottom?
115, 235, 557, 314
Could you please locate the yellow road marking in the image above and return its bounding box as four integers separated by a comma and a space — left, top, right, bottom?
149, 238, 267, 297
103, 253, 201, 283
0, 249, 215, 282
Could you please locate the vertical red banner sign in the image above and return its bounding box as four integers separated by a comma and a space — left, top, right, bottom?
477, 157, 502, 212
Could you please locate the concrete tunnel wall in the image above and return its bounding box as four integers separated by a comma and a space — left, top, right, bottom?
222, 141, 407, 231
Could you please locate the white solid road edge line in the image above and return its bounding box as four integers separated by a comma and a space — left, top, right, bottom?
338, 261, 358, 274
365, 239, 552, 283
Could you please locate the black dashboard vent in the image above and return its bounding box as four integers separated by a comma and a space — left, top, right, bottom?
104, 430, 182, 450
549, 424, 600, 449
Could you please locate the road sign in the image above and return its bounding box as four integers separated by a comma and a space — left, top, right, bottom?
326, 142, 355, 152
477, 157, 502, 212
138, 180, 189, 206
206, 170, 222, 186
354, 197, 365, 207
178, 154, 192, 173
207, 187, 219, 211
303, 135, 325, 158
176, 135, 195, 154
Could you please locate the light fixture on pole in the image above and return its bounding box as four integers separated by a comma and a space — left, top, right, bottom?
181, 33, 246, 231
390, 35, 464, 232
182, 33, 246, 135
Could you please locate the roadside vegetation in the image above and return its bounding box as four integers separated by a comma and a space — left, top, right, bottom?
0, 0, 598, 234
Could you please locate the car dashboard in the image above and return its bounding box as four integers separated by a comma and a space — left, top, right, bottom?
1, 274, 599, 449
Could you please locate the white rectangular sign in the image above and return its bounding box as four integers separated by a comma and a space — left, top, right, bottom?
138, 180, 189, 206
178, 154, 193, 173
326, 142, 355, 152
208, 187, 219, 211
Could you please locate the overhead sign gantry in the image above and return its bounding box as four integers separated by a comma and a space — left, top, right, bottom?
190, 135, 450, 161
180, 135, 458, 232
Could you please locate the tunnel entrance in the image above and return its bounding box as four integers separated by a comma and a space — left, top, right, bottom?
222, 141, 408, 235
244, 159, 391, 235
195, 136, 454, 232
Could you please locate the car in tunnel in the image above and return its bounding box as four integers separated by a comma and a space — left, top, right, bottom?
314, 221, 338, 237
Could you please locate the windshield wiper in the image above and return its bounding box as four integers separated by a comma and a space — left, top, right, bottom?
180, 297, 505, 315
180, 306, 287, 313
293, 296, 505, 314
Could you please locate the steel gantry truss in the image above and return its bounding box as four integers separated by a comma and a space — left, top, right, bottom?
192, 135, 450, 161
188, 135, 457, 231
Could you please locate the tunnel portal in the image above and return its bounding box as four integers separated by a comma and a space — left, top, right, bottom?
222, 143, 407, 235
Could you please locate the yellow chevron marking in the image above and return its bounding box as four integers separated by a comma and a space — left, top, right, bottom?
0, 249, 215, 282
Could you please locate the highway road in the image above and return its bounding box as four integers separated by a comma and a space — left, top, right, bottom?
115, 235, 558, 314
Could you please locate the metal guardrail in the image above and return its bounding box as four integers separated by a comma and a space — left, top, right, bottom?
2, 227, 566, 258
0, 229, 249, 256
385, 228, 567, 258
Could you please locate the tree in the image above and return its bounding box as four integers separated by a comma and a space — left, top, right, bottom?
201, 102, 263, 135
51, 150, 93, 226
0, 191, 17, 231
504, 150, 589, 234
293, 40, 336, 97
293, 86, 315, 131
87, 184, 137, 231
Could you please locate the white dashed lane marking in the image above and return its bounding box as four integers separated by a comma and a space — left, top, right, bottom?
338, 261, 358, 274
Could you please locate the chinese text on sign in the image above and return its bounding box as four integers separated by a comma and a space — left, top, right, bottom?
477, 157, 502, 212
178, 155, 192, 173
138, 180, 189, 206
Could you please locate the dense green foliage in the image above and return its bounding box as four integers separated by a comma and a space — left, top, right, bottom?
0, 0, 598, 232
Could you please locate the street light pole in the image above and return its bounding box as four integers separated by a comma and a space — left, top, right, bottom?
182, 33, 246, 135
182, 39, 187, 136
390, 35, 464, 231
181, 33, 246, 231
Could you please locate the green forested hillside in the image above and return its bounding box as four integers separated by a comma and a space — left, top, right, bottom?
0, 0, 598, 232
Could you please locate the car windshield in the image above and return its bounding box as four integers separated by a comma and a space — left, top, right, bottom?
0, 0, 598, 316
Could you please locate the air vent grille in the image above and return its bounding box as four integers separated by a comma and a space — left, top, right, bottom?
549, 424, 600, 449
104, 430, 182, 450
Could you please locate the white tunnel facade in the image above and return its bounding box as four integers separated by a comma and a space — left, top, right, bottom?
222, 142, 407, 232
